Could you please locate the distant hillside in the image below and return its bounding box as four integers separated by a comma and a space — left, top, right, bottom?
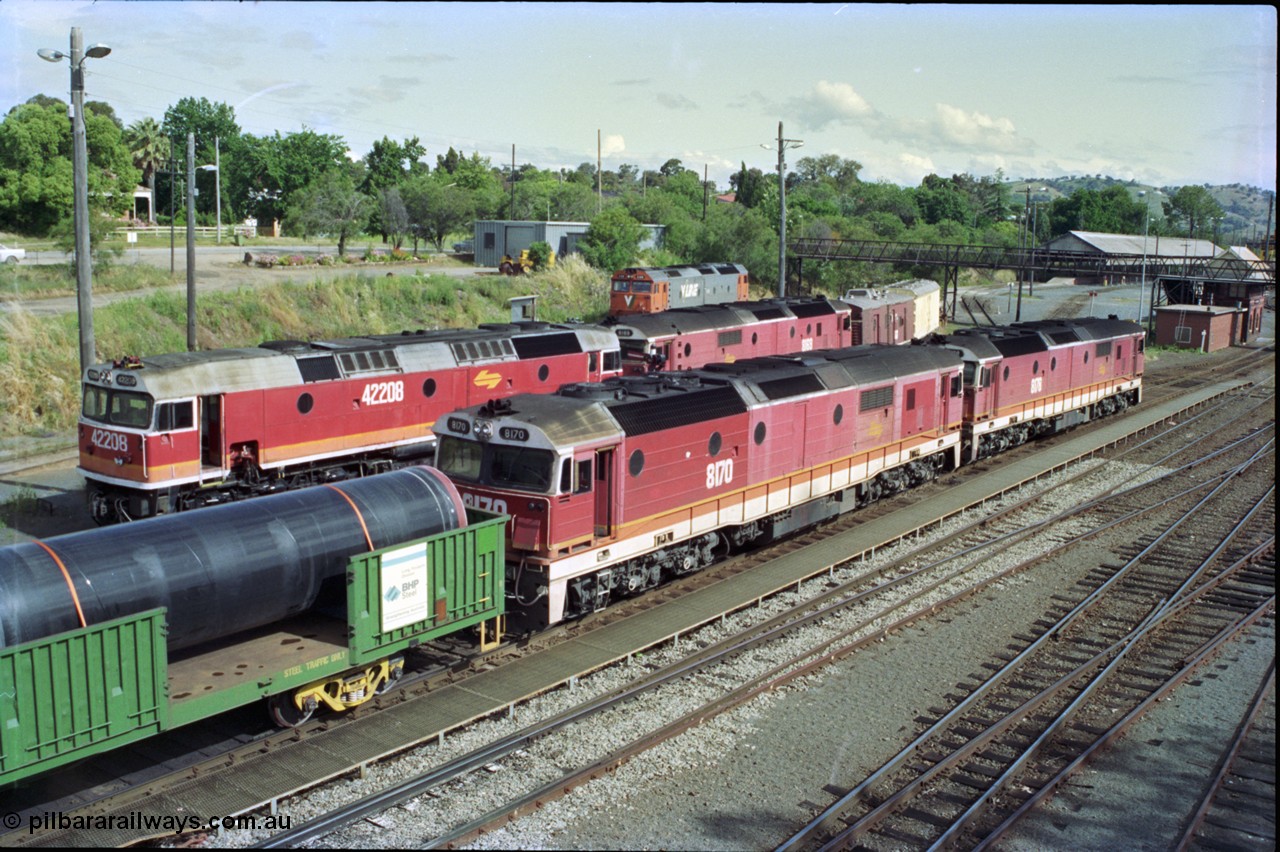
1008, 177, 1274, 246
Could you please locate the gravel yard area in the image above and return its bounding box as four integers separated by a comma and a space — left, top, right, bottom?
186, 431, 1276, 850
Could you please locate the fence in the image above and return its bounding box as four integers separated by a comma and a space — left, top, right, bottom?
117, 225, 257, 239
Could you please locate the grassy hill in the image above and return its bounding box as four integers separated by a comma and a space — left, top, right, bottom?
1007, 177, 1274, 247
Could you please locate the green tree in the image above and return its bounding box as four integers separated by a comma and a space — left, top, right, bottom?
793, 153, 862, 194
0, 100, 74, 232
1166, 185, 1224, 239
162, 97, 241, 219
731, 162, 769, 209
579, 205, 644, 272
693, 202, 775, 283
0, 97, 137, 234
124, 117, 170, 223
401, 173, 476, 252
916, 174, 972, 227
361, 136, 428, 194
284, 171, 369, 256
1047, 185, 1146, 236
377, 187, 409, 250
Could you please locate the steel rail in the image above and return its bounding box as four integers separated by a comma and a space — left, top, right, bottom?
263, 401, 1272, 848
779, 456, 1274, 851
973, 598, 1276, 852
1173, 661, 1277, 851
824, 537, 1275, 852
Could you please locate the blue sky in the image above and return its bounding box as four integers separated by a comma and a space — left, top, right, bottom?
2, 2, 1275, 190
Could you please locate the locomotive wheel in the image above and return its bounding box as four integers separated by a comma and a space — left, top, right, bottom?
268, 693, 316, 727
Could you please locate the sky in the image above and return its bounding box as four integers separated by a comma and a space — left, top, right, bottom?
1, 2, 1275, 191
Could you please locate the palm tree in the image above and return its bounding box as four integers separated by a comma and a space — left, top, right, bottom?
124, 117, 170, 223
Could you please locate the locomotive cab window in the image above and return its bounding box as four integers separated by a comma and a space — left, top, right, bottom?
603, 350, 621, 372
490, 445, 554, 492
574, 459, 593, 494
437, 436, 483, 481
82, 386, 153, 428
155, 400, 195, 432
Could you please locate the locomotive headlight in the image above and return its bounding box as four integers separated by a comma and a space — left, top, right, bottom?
474, 420, 493, 441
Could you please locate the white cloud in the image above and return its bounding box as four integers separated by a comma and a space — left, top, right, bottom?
601, 133, 626, 158
934, 104, 1025, 153
792, 80, 874, 130
896, 152, 936, 183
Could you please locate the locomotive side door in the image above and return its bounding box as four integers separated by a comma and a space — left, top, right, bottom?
199, 394, 224, 475
593, 448, 614, 538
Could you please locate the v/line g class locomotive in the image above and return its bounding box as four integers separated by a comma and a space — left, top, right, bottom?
435, 317, 1144, 626
608, 263, 750, 315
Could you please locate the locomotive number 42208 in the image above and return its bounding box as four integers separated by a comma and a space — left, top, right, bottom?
361, 380, 405, 406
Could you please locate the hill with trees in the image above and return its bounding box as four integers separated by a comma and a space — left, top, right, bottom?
2, 92, 1274, 295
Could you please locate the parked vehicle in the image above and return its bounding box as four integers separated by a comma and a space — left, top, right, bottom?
0, 243, 25, 264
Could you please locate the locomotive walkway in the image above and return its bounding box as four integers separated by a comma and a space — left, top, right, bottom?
7, 377, 1248, 848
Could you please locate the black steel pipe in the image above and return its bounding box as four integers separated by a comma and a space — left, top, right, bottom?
0, 466, 467, 650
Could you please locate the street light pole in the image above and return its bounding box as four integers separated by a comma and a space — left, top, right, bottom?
186, 133, 197, 351
762, 122, 802, 298
199, 135, 222, 244
38, 28, 110, 378
1138, 191, 1149, 330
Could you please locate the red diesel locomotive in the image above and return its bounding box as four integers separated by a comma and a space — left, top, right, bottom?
78, 323, 622, 523
435, 317, 1144, 626
607, 296, 858, 374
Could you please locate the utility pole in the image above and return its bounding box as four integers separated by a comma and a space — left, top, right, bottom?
762, 121, 802, 298
39, 28, 110, 376
596, 130, 602, 215
186, 133, 196, 351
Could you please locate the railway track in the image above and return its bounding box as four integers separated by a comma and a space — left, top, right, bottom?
781, 421, 1275, 849
248, 383, 1274, 847
1, 369, 1268, 848
1176, 664, 1276, 851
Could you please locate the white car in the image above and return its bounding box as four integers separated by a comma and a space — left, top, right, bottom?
0, 243, 24, 264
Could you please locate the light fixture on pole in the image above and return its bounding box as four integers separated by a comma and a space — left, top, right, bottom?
761, 121, 802, 298
198, 135, 221, 244
1136, 189, 1162, 334
38, 28, 111, 378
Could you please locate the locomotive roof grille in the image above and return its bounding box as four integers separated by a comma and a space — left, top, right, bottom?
986, 335, 1049, 356
785, 301, 838, 318
298, 355, 341, 383
511, 331, 583, 359
610, 386, 747, 437
756, 373, 826, 400
744, 307, 788, 320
